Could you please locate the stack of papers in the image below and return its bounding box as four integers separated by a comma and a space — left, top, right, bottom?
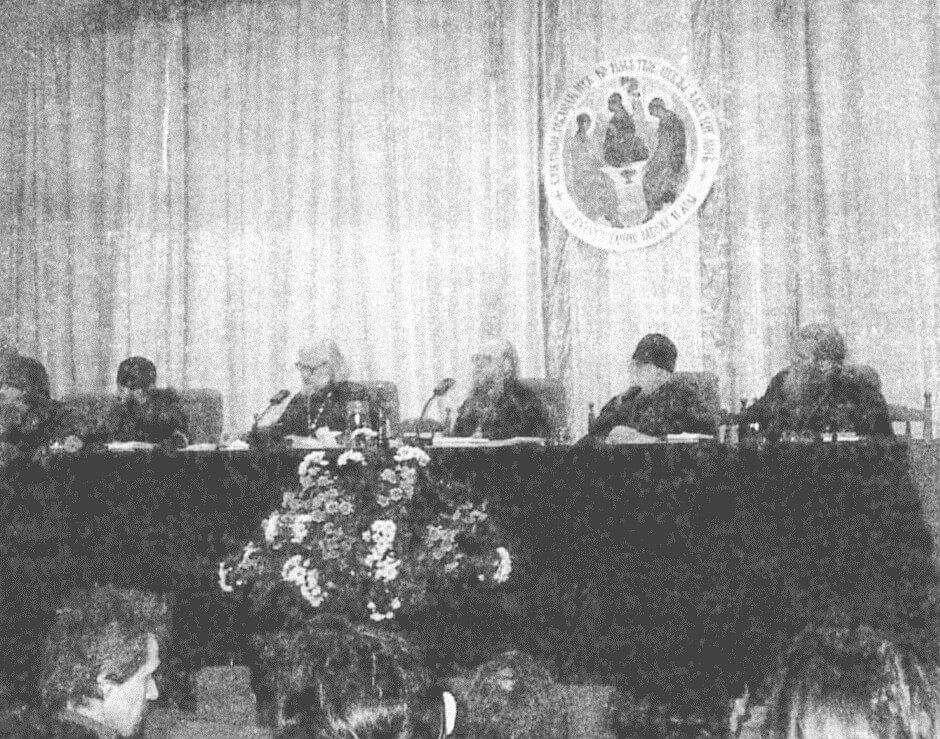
183, 443, 219, 452
106, 441, 156, 452
822, 432, 862, 442
432, 436, 545, 448
665, 433, 716, 443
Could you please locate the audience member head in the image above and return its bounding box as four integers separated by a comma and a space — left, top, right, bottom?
280, 692, 455, 739
296, 340, 349, 394
40, 585, 170, 737
761, 625, 938, 739
470, 338, 518, 394
116, 356, 158, 404
462, 650, 567, 739
256, 618, 432, 731
795, 323, 847, 371
629, 333, 677, 394
0, 355, 51, 404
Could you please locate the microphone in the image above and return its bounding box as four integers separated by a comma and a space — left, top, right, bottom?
252, 389, 292, 431
269, 389, 291, 404
420, 378, 456, 421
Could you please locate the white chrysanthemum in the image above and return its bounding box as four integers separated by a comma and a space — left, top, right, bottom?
337, 450, 366, 467
281, 554, 305, 583
493, 546, 512, 584
393, 445, 430, 467
290, 514, 313, 544
373, 556, 401, 582
367, 600, 396, 621
380, 468, 398, 484
239, 541, 259, 569
298, 451, 329, 486
262, 513, 281, 543
218, 561, 234, 593
299, 567, 326, 607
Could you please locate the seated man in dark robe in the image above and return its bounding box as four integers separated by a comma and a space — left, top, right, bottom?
582, 333, 715, 443
273, 340, 377, 438
452, 338, 552, 440
745, 323, 892, 437
0, 354, 82, 463
109, 356, 188, 445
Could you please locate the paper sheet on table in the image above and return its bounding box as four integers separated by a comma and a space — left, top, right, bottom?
106, 441, 157, 452
183, 443, 219, 452
432, 436, 545, 448
665, 433, 716, 443
822, 432, 862, 442
286, 431, 341, 449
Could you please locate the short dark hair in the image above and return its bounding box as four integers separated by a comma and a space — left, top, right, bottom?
40, 586, 170, 710
1, 355, 50, 398
116, 356, 157, 391
631, 333, 678, 373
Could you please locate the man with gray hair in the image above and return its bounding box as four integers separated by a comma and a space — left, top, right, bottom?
745, 323, 892, 437
452, 338, 551, 440
274, 339, 376, 437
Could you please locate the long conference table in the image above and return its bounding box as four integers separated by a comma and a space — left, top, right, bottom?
2, 438, 939, 724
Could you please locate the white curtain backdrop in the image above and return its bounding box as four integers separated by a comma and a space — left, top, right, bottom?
0, 0, 545, 432
542, 0, 940, 435
2, 0, 940, 436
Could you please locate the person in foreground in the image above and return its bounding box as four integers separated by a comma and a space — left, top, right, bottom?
109, 356, 188, 446
745, 323, 892, 437
0, 354, 80, 462
268, 340, 376, 439
752, 624, 938, 738
451, 338, 551, 440
0, 586, 168, 738
582, 333, 715, 443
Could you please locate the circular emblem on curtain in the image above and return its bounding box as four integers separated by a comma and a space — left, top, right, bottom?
543, 56, 720, 251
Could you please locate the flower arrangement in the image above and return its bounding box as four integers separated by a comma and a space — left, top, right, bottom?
220, 446, 511, 627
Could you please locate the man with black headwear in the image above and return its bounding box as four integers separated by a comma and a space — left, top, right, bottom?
108, 356, 188, 446
582, 333, 715, 443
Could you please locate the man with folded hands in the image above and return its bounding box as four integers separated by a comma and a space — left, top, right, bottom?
109, 356, 188, 446
581, 333, 715, 444
452, 338, 551, 440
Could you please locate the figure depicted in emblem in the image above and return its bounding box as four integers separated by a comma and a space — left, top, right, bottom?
642, 97, 688, 222
565, 112, 624, 228
602, 93, 649, 169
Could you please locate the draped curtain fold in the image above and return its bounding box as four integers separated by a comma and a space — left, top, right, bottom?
2, 0, 939, 435
0, 0, 545, 432
541, 0, 940, 433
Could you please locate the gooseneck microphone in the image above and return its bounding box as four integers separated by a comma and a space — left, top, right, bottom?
420, 377, 456, 421
252, 389, 292, 431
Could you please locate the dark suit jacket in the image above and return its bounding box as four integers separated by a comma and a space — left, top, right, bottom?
109, 388, 188, 444
0, 394, 81, 458
587, 374, 717, 440
452, 379, 552, 440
